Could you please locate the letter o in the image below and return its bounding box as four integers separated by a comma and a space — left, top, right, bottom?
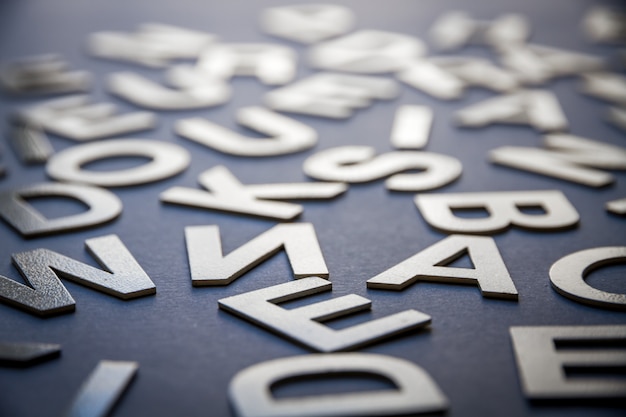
47, 139, 190, 187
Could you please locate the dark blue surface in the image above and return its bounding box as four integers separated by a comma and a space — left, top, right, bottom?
0, 1, 625, 416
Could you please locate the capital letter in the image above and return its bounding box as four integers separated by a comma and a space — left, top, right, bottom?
265, 73, 398, 119
108, 72, 230, 110
510, 325, 626, 399
176, 106, 317, 157
0, 235, 155, 316
64, 360, 138, 417
219, 277, 430, 352
161, 166, 345, 221
17, 95, 155, 141
0, 182, 122, 237
195, 44, 296, 85
489, 134, 626, 187
455, 90, 567, 132
309, 30, 426, 73
229, 353, 448, 417
260, 4, 354, 44
304, 146, 461, 191
185, 223, 328, 286
415, 190, 579, 234
46, 139, 190, 187
368, 235, 517, 299
550, 246, 626, 310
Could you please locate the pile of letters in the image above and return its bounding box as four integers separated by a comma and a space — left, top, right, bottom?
0, 4, 625, 417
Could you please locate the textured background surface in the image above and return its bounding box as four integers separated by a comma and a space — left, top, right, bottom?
0, 0, 625, 416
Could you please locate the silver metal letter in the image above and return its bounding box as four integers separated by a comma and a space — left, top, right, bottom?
260, 4, 355, 44
368, 235, 517, 299
390, 105, 433, 150
489, 134, 626, 187
63, 360, 138, 417
583, 7, 626, 44
265, 73, 398, 119
185, 223, 328, 286
429, 11, 477, 51
219, 277, 431, 352
550, 246, 626, 310
9, 123, 54, 164
161, 166, 346, 221
0, 182, 122, 237
229, 353, 448, 417
397, 57, 518, 100
606, 197, 626, 215
0, 54, 90, 95
396, 60, 465, 100
580, 72, 626, 105
309, 30, 426, 73
108, 71, 231, 110
176, 106, 317, 156
16, 95, 156, 141
429, 12, 530, 51
608, 106, 626, 132
455, 90, 568, 132
47, 139, 190, 187
88, 23, 216, 68
499, 44, 605, 85
510, 325, 626, 399
304, 146, 462, 192
0, 234, 155, 316
191, 43, 297, 85
0, 342, 61, 366
415, 190, 580, 234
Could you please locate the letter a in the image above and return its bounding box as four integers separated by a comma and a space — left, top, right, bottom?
368, 235, 517, 299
